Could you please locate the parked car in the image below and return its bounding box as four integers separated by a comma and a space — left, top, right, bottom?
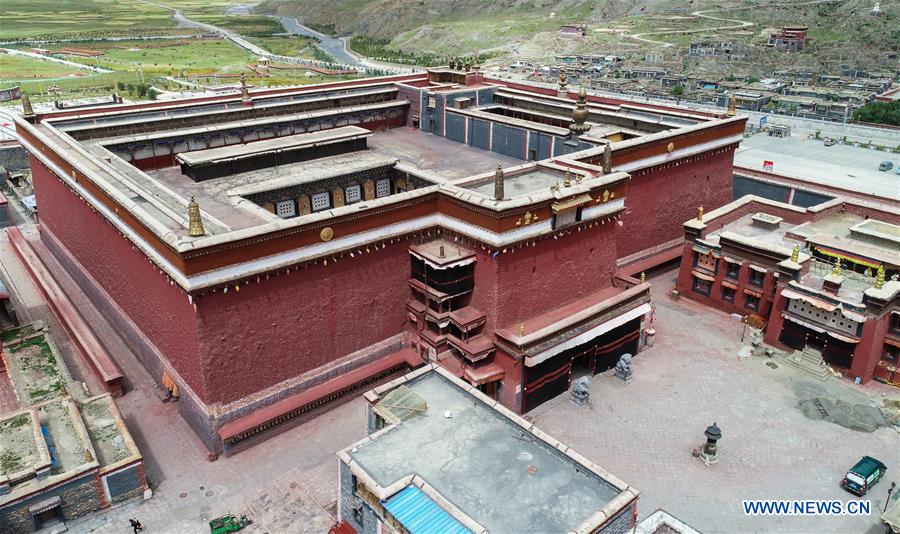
841, 456, 887, 496
823, 137, 836, 146
879, 161, 894, 172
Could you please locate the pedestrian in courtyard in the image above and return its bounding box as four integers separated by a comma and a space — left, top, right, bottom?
129, 518, 143, 533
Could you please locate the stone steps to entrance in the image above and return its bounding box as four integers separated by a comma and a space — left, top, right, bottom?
783, 348, 832, 380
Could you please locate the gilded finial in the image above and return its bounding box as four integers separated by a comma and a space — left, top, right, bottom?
874, 264, 885, 289
569, 85, 591, 136
519, 322, 525, 336
831, 257, 842, 277
558, 70, 568, 91
726, 93, 736, 117
640, 271, 646, 283
494, 164, 505, 201
602, 143, 612, 174
697, 205, 704, 222
790, 244, 800, 263
575, 172, 582, 183
563, 170, 572, 187
21, 92, 35, 118
240, 73, 249, 101
187, 194, 205, 237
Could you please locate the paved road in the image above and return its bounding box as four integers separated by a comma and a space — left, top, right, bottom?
277, 16, 361, 66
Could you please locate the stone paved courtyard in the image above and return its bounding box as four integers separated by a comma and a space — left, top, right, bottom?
2, 225, 898, 534
531, 270, 899, 534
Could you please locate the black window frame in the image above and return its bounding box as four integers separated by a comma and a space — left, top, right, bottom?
692, 276, 712, 296
744, 293, 760, 311
749, 268, 766, 288
725, 261, 741, 279
722, 286, 735, 303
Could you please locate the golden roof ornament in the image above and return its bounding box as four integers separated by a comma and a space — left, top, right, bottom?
21, 92, 35, 119
519, 322, 526, 336
874, 264, 885, 289
602, 142, 612, 174
563, 170, 572, 187
494, 164, 505, 201
697, 205, 704, 222
240, 73, 250, 102
831, 257, 842, 277
569, 85, 591, 136
790, 244, 800, 263
187, 195, 205, 237
558, 70, 568, 92
726, 93, 736, 117
640, 271, 646, 283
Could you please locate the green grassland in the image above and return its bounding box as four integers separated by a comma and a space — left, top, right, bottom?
247, 36, 316, 57
46, 39, 257, 76
0, 0, 179, 40
0, 53, 90, 82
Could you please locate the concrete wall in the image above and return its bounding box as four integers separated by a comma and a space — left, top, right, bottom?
617, 147, 735, 259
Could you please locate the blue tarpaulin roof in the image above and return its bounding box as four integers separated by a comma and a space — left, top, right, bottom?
382, 485, 472, 534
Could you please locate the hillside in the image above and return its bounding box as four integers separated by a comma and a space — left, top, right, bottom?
258, 0, 898, 73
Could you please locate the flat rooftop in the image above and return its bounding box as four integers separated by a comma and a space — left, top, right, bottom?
704, 212, 801, 252
734, 135, 899, 200
346, 370, 626, 533
464, 169, 565, 197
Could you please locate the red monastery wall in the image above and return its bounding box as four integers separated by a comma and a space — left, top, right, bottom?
617, 147, 736, 259
30, 159, 204, 397
195, 238, 413, 404
468, 222, 619, 334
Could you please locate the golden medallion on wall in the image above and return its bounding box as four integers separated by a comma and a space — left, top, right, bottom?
667, 142, 675, 153
320, 227, 334, 242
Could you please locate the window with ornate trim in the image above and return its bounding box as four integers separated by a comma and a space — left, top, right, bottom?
744, 293, 760, 311
726, 261, 740, 279
749, 268, 765, 287
692, 276, 712, 296
722, 286, 735, 303
696, 252, 716, 272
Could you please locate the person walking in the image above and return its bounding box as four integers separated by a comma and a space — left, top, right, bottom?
129, 519, 143, 533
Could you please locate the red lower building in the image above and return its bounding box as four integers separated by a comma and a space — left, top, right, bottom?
676, 195, 900, 385
12, 68, 745, 454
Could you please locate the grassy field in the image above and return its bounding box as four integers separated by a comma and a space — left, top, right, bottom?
32, 39, 257, 76
0, 0, 179, 40
0, 53, 90, 81
247, 35, 315, 56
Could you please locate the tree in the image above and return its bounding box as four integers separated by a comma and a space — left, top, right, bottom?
852, 101, 900, 126
671, 84, 685, 96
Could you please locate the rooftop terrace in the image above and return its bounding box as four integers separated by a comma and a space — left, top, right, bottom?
344, 369, 632, 533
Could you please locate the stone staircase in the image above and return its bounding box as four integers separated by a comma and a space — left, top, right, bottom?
783, 346, 832, 380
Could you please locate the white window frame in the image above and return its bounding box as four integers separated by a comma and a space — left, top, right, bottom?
376, 178, 391, 198
345, 184, 362, 204
275, 199, 296, 218
311, 192, 330, 212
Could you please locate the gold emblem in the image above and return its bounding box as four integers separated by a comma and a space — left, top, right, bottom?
667, 142, 675, 153
602, 190, 610, 202
524, 211, 533, 224
320, 227, 334, 242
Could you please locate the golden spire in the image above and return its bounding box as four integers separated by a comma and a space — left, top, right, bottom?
791, 244, 800, 263
831, 257, 842, 277
519, 322, 526, 336
563, 170, 572, 187
569, 85, 591, 136
21, 92, 35, 118
726, 93, 736, 117
602, 142, 612, 174
494, 164, 504, 201
874, 264, 885, 289
558, 70, 568, 92
697, 205, 704, 222
240, 73, 249, 102
188, 194, 205, 237
640, 271, 646, 283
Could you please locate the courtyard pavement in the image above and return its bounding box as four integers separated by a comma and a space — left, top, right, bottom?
2, 225, 898, 534
531, 270, 899, 534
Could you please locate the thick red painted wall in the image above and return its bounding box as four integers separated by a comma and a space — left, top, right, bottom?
617, 148, 735, 259
30, 158, 204, 397
195, 238, 413, 404
469, 221, 619, 333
